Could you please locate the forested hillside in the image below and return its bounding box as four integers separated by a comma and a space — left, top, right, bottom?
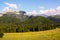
0, 13, 57, 33
47, 15, 60, 28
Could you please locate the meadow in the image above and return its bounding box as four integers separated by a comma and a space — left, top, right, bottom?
0, 28, 60, 40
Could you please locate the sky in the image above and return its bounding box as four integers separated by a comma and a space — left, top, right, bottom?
0, 0, 60, 16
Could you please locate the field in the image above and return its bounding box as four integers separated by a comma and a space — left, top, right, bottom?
0, 28, 60, 40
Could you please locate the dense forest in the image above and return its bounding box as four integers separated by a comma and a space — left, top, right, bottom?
0, 11, 59, 33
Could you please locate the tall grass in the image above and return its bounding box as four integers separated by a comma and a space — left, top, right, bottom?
0, 28, 60, 40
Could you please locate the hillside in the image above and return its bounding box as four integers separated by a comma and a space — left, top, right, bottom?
47, 15, 60, 27
0, 14, 56, 32
48, 15, 60, 23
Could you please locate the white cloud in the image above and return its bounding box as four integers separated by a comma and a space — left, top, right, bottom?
2, 7, 10, 12
0, 2, 18, 14
26, 10, 39, 16
40, 6, 60, 16
1, 2, 60, 16
5, 2, 17, 9
26, 6, 60, 16
56, 6, 60, 10
40, 6, 45, 9
2, 7, 12, 14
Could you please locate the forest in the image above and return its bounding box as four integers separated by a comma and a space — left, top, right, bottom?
0, 11, 60, 38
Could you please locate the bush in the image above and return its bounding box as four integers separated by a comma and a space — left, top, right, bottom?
0, 32, 4, 38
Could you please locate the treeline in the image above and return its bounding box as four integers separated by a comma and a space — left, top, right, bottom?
0, 14, 58, 33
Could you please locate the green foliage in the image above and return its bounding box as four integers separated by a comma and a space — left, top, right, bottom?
0, 13, 57, 32
0, 32, 4, 38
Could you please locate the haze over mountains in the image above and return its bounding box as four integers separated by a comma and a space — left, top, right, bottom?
48, 14, 60, 23
0, 5, 60, 17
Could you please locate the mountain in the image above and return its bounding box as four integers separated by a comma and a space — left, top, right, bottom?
38, 14, 48, 17
47, 15, 60, 23
3, 12, 29, 21
47, 15, 60, 27
0, 12, 57, 32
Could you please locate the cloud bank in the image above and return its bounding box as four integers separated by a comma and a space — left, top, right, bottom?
1, 2, 60, 16
40, 6, 60, 16
26, 6, 60, 16
1, 2, 18, 13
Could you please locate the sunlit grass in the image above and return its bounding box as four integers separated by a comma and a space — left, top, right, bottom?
0, 28, 60, 40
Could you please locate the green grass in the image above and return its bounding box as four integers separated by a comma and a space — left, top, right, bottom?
0, 28, 60, 40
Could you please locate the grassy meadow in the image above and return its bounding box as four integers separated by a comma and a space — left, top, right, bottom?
0, 28, 60, 40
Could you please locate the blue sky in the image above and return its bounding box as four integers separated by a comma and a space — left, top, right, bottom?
0, 0, 60, 11
0, 0, 60, 16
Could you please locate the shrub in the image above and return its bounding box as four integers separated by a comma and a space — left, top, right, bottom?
0, 32, 4, 38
